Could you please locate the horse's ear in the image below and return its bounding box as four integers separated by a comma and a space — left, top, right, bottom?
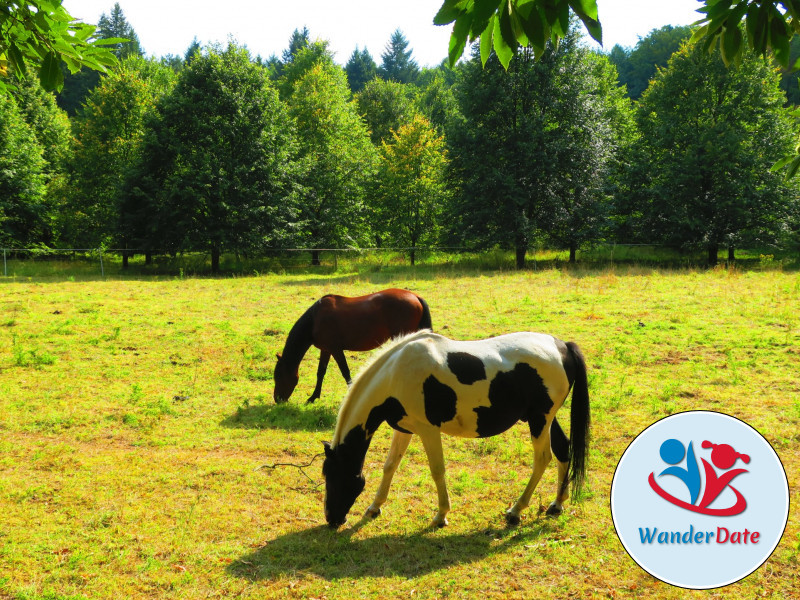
275, 353, 282, 361
323, 441, 333, 456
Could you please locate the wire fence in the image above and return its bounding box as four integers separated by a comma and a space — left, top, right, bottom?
1, 244, 792, 278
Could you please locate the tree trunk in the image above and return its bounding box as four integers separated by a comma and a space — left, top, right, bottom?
569, 243, 577, 264
211, 247, 221, 273
145, 253, 152, 265
122, 252, 129, 270
707, 244, 719, 267
410, 248, 416, 266
728, 245, 735, 262
515, 246, 526, 269
311, 249, 321, 266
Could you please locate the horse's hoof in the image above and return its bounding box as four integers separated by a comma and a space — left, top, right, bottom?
432, 516, 448, 528
306, 397, 317, 404
364, 507, 381, 519
545, 504, 563, 517
505, 511, 521, 526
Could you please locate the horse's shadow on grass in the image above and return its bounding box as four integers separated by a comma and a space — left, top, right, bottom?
228, 518, 561, 581
220, 402, 337, 432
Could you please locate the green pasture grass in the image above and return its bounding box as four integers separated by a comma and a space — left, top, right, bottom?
0, 264, 798, 599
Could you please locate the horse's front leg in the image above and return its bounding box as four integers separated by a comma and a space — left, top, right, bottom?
365, 430, 413, 519
307, 350, 330, 403
506, 430, 552, 525
418, 428, 450, 527
332, 350, 352, 385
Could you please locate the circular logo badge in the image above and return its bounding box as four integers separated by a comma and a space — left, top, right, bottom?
610, 411, 790, 589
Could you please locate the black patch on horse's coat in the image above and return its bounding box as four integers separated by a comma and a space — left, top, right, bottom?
475, 362, 554, 438
365, 397, 411, 435
423, 375, 457, 427
550, 417, 569, 463
446, 352, 487, 385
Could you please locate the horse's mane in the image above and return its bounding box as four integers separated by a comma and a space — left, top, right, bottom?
333, 329, 434, 444
280, 300, 318, 367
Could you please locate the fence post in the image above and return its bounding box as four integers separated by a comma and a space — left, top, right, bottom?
98, 248, 105, 277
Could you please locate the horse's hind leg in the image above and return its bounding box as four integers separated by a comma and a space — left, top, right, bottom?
547, 417, 570, 516
307, 351, 330, 403
505, 427, 552, 525
332, 350, 352, 384
365, 430, 413, 519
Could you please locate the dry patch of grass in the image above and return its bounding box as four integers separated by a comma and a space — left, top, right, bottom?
0, 266, 798, 599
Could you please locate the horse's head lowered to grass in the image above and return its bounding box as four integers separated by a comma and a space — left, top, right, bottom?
322, 440, 366, 528
273, 353, 298, 403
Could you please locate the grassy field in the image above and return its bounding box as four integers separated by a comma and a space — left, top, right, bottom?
0, 263, 798, 599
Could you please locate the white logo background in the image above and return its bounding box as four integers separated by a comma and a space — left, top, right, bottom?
610, 411, 790, 589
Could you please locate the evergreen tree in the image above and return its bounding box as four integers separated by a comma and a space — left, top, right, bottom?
345, 47, 378, 93
625, 40, 799, 264
97, 3, 143, 59
356, 78, 418, 145
378, 29, 419, 84
288, 61, 378, 263
282, 27, 310, 64
0, 94, 48, 246
122, 44, 299, 272
448, 27, 626, 268
376, 115, 448, 263
63, 57, 175, 249
607, 25, 691, 100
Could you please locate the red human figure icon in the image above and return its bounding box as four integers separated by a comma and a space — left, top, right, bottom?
698, 441, 750, 513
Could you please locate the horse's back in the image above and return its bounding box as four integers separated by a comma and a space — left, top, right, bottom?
314, 289, 426, 351
378, 332, 573, 439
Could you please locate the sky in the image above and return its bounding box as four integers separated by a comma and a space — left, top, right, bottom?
65, 0, 705, 68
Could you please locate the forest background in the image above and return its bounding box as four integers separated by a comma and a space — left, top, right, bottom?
3, 3, 800, 272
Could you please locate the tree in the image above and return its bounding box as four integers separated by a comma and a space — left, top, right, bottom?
288, 61, 378, 263
345, 46, 377, 93
0, 93, 47, 246
355, 78, 419, 145
282, 27, 310, 64
277, 40, 336, 100
0, 0, 120, 93
625, 41, 798, 265
448, 27, 623, 268
545, 51, 633, 262
608, 25, 692, 100
97, 3, 142, 59
63, 56, 175, 249
414, 68, 459, 135
122, 44, 299, 272
376, 115, 449, 264
378, 30, 419, 84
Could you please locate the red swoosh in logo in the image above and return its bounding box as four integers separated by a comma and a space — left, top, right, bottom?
648, 473, 747, 516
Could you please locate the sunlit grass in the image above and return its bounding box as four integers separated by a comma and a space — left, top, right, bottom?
0, 264, 798, 598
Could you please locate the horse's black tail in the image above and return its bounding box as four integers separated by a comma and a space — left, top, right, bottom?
566, 341, 590, 500
417, 296, 433, 331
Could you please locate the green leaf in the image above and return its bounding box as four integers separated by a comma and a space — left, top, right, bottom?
768, 10, 791, 67
480, 15, 495, 66
569, 0, 598, 21
785, 155, 800, 179
434, 0, 462, 26
720, 25, 743, 67
493, 12, 514, 69
448, 15, 472, 67
519, 6, 547, 52
39, 51, 64, 91
7, 44, 25, 76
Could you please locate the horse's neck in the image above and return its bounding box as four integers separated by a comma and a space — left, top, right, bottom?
281, 305, 315, 370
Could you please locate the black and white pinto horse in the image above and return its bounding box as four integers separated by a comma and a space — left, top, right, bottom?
322, 330, 590, 528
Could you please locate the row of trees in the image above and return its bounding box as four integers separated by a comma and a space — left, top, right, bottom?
2, 6, 799, 270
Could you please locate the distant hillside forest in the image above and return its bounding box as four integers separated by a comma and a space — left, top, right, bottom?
2, 4, 799, 270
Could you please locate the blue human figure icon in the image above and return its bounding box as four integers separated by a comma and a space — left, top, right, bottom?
658, 439, 701, 505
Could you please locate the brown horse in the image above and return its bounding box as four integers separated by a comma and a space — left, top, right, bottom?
273, 289, 432, 403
